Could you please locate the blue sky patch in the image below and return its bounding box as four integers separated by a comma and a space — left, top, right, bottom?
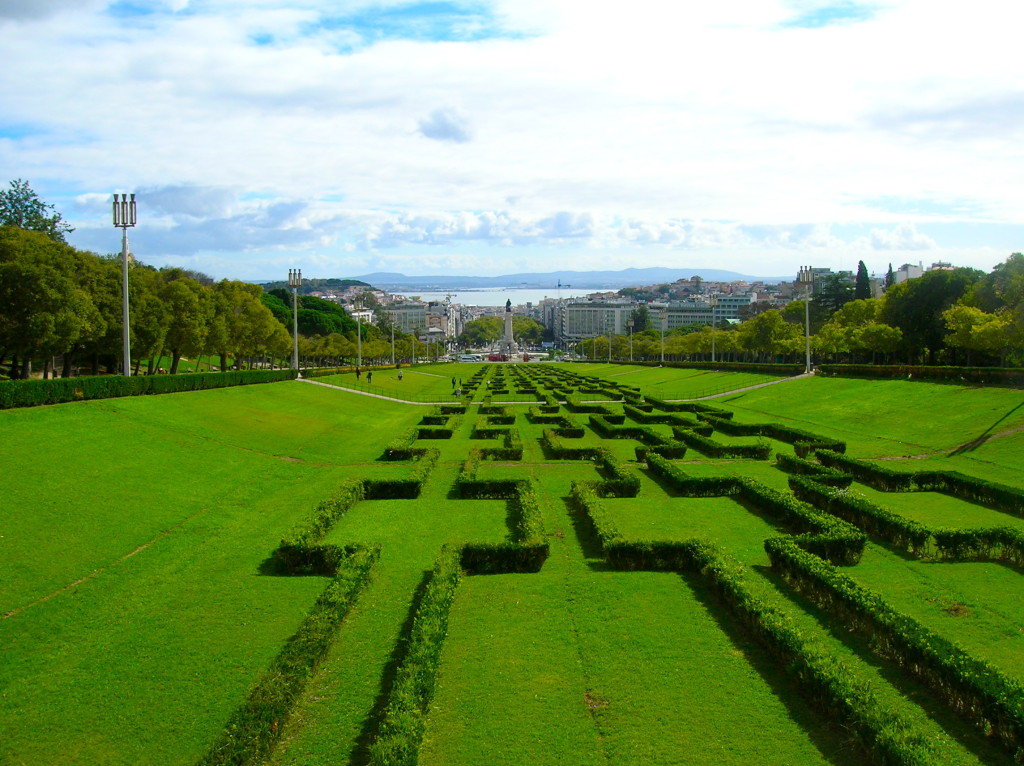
315, 1, 525, 48
782, 2, 876, 29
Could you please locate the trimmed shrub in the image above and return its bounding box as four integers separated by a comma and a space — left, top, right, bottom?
368, 547, 462, 766
200, 545, 379, 765
0, 368, 296, 409
766, 535, 1024, 758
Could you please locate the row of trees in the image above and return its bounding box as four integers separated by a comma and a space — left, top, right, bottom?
577, 256, 1024, 367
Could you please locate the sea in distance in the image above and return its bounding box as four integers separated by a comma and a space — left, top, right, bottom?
393, 287, 600, 307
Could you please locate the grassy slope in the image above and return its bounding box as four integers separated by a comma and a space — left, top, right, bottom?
0, 381, 411, 765
4, 371, 1024, 765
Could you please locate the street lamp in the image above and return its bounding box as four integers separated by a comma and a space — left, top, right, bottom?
798, 266, 814, 374
660, 307, 666, 364
112, 193, 136, 376
288, 268, 301, 370
355, 296, 362, 370
710, 295, 718, 364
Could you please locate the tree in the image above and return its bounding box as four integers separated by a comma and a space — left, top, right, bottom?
512, 316, 544, 346
815, 273, 855, 317
0, 180, 74, 244
737, 310, 799, 361
885, 263, 895, 290
630, 305, 652, 332
459, 316, 503, 348
881, 267, 983, 363
855, 261, 871, 300
160, 276, 213, 373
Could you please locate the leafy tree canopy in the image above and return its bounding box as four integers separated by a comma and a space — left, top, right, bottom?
0, 179, 74, 244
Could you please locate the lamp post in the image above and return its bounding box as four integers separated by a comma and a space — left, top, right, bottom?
390, 319, 395, 365
660, 307, 666, 364
112, 193, 136, 376
288, 268, 301, 370
355, 297, 362, 370
710, 294, 718, 364
798, 266, 814, 374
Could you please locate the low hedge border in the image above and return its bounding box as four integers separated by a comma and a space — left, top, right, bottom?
671, 427, 772, 460
816, 364, 1024, 387
791, 475, 1024, 566
363, 449, 440, 499
541, 429, 603, 460
766, 535, 1024, 760
567, 482, 935, 765
368, 546, 462, 766
699, 416, 846, 457
645, 455, 865, 564
201, 544, 379, 765
0, 368, 296, 409
775, 453, 853, 488
274, 479, 366, 575
816, 450, 1024, 516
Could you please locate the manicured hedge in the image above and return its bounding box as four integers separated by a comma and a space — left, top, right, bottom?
274, 479, 366, 575
817, 451, 1024, 515
541, 429, 603, 460
568, 482, 936, 765
671, 427, 772, 460
0, 368, 297, 409
699, 416, 846, 456
645, 455, 865, 564
775, 453, 853, 488
200, 545, 379, 765
788, 476, 931, 555
766, 535, 1024, 759
817, 364, 1024, 387
368, 547, 462, 766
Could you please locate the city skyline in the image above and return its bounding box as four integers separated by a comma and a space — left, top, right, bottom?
2, 0, 1021, 282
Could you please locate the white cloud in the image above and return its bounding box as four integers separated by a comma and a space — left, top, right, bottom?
1, 0, 1021, 280
864, 222, 937, 251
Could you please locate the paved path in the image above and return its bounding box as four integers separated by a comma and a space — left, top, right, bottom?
298, 372, 814, 406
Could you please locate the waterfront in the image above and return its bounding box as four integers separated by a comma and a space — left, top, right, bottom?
393, 287, 598, 307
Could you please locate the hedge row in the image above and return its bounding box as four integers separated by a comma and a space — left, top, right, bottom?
568, 482, 936, 765
363, 449, 440, 499
368, 546, 462, 766
816, 364, 1024, 387
589, 415, 689, 458
200, 545, 379, 765
564, 395, 616, 415
671, 427, 772, 460
766, 535, 1024, 759
698, 416, 847, 457
791, 475, 1024, 566
274, 479, 367, 574
0, 368, 297, 409
642, 396, 734, 418
775, 453, 853, 488
645, 455, 865, 564
788, 476, 931, 555
476, 427, 524, 461
816, 450, 1024, 515
594, 451, 641, 497
381, 427, 427, 461
541, 428, 603, 460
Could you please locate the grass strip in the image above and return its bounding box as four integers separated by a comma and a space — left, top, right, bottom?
368, 546, 462, 766
198, 545, 380, 765
569, 482, 938, 766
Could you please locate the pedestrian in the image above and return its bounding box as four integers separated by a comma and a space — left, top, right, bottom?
398, 370, 404, 381
367, 371, 373, 384
355, 367, 361, 380
452, 377, 456, 388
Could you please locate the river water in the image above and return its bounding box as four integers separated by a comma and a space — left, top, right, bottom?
393, 287, 600, 307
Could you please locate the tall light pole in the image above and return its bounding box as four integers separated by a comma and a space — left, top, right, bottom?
660, 307, 666, 364
355, 297, 362, 369
112, 193, 136, 376
798, 266, 814, 374
710, 294, 718, 364
288, 268, 301, 370
390, 318, 395, 365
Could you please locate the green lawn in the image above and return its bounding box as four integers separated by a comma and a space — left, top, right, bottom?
4, 369, 1024, 765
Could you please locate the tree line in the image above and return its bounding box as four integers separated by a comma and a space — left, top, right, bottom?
576, 255, 1024, 366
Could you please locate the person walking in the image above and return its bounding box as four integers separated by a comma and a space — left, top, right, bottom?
398, 370, 404, 381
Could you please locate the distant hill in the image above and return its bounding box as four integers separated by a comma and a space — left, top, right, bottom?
347, 267, 787, 290
259, 277, 371, 293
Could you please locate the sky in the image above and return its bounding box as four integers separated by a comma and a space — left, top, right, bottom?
2, 0, 1022, 282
